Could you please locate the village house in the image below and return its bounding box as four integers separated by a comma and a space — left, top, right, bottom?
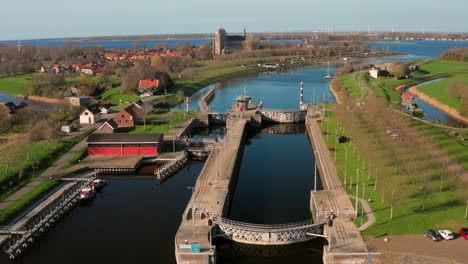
79, 107, 101, 124
86, 133, 164, 155
401, 93, 415, 109
113, 102, 142, 127
369, 67, 380, 79
139, 79, 159, 97
96, 119, 118, 133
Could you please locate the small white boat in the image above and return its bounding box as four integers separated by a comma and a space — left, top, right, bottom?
91, 179, 106, 191
324, 62, 333, 79
79, 187, 96, 200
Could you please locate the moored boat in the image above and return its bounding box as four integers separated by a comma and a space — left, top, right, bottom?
91, 179, 106, 191
79, 187, 96, 201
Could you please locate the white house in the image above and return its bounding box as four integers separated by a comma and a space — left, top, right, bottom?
80, 108, 101, 124
369, 67, 380, 79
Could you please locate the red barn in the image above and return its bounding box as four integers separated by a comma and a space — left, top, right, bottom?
87, 133, 163, 156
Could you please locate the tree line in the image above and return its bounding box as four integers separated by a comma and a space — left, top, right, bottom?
440, 47, 468, 62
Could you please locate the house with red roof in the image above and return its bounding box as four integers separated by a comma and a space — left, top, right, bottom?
401, 93, 415, 108
138, 79, 159, 96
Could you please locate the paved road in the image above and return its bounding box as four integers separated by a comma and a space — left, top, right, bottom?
0, 134, 89, 210
349, 195, 376, 231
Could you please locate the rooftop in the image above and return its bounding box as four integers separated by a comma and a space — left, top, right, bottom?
87, 133, 163, 144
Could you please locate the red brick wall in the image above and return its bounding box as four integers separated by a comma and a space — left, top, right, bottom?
113, 111, 134, 127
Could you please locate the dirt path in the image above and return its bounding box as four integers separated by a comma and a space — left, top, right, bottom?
350, 195, 376, 231
365, 234, 468, 263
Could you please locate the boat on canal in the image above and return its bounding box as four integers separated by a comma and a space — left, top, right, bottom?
91, 179, 106, 191
79, 187, 96, 201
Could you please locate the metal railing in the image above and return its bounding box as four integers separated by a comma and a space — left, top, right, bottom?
216, 217, 323, 232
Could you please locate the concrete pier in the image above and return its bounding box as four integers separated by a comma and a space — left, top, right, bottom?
305, 108, 376, 264
175, 115, 249, 264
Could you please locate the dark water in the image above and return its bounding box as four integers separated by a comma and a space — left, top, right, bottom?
0, 162, 203, 264
0, 93, 21, 104
0, 39, 212, 49
228, 124, 321, 224
0, 39, 304, 50
0, 93, 62, 111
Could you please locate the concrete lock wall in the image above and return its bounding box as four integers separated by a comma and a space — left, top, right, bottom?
260, 110, 307, 123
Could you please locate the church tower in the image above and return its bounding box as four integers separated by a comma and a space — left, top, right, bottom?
213, 28, 227, 55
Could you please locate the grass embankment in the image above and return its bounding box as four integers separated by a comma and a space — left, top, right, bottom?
60, 145, 89, 170
0, 179, 60, 225
0, 129, 93, 201
100, 87, 141, 110
354, 60, 468, 105
317, 111, 467, 235
125, 111, 199, 134
416, 74, 468, 111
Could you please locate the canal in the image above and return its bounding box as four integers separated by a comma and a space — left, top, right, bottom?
0, 163, 203, 264
2, 39, 466, 263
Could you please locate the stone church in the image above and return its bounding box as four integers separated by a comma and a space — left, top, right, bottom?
213, 27, 247, 55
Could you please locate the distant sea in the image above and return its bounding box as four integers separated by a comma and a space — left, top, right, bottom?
0, 39, 213, 49
0, 38, 305, 50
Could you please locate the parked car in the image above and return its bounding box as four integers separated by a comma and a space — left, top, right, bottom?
425, 229, 443, 241
459, 228, 468, 240
438, 230, 454, 240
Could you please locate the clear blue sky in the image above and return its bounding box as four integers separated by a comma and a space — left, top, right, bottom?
1, 0, 467, 41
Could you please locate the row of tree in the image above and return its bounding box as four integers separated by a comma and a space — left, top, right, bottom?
440, 47, 468, 62
334, 94, 466, 219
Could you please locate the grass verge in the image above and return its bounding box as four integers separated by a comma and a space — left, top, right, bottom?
317, 111, 467, 236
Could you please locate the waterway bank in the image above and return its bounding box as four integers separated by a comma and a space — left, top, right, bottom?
409, 85, 468, 126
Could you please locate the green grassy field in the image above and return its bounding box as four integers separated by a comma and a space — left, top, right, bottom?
0, 129, 93, 200
416, 74, 468, 111
317, 111, 467, 235
340, 73, 367, 99
100, 87, 141, 110
0, 73, 34, 95
127, 111, 198, 134
411, 121, 468, 170
419, 60, 468, 75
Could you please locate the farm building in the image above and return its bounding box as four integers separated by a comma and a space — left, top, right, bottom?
87, 133, 163, 155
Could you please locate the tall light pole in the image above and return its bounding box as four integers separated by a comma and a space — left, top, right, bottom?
355, 169, 360, 215
344, 148, 348, 185
314, 150, 318, 191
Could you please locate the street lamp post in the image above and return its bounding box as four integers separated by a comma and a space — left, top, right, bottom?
314, 150, 318, 191
355, 169, 360, 215
344, 148, 348, 185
